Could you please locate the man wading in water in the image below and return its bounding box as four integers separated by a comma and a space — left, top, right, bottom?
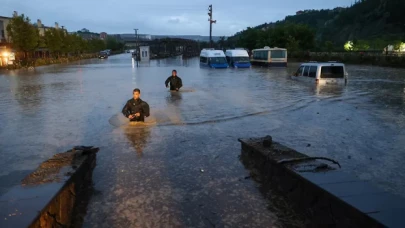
165, 69, 183, 91
122, 88, 150, 122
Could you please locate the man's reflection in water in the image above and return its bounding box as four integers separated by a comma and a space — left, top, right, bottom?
165, 91, 183, 125
123, 126, 152, 158
166, 91, 183, 104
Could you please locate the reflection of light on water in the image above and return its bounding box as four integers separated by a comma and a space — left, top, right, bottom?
131, 67, 136, 86
108, 111, 177, 128
314, 84, 344, 98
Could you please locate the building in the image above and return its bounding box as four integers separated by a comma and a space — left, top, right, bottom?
139, 46, 150, 61
34, 19, 52, 36
0, 16, 11, 44
100, 32, 107, 40
120, 33, 152, 42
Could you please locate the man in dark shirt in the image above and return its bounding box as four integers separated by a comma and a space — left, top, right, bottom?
165, 69, 183, 91
122, 88, 150, 122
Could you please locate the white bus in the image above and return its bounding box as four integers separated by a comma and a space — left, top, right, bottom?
251, 46, 287, 67
225, 48, 251, 68
200, 48, 229, 68
291, 61, 348, 85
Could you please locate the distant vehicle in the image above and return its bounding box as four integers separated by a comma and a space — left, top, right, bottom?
250, 46, 287, 67
98, 51, 108, 59
104, 49, 111, 55
225, 48, 251, 68
291, 61, 348, 85
199, 48, 229, 68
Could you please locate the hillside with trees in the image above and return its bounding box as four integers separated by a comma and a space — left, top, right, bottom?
227, 0, 405, 52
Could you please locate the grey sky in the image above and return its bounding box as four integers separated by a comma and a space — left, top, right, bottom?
1, 0, 353, 36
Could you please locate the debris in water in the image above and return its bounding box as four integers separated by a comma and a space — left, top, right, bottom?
348, 155, 352, 159
200, 169, 204, 173
307, 144, 311, 147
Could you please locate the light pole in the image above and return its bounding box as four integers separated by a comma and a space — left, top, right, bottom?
134, 29, 139, 66
208, 5, 216, 48
134, 29, 138, 52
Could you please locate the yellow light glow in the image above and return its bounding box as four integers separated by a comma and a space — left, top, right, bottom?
399, 42, 405, 52
2, 51, 9, 57
344, 41, 353, 51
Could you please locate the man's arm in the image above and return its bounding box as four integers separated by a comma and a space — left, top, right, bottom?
122, 101, 130, 117
165, 76, 171, 87
142, 102, 150, 117
178, 77, 183, 89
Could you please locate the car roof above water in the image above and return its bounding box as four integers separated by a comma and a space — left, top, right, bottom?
200, 49, 226, 57
300, 61, 346, 67
225, 49, 249, 57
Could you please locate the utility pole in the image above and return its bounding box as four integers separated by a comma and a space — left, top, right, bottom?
134, 29, 138, 52
208, 5, 216, 48
134, 29, 139, 66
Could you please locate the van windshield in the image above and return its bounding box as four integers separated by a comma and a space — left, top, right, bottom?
320, 66, 344, 78
209, 57, 227, 64
232, 57, 250, 63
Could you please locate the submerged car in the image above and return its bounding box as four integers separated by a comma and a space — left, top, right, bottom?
98, 51, 108, 59
291, 61, 348, 85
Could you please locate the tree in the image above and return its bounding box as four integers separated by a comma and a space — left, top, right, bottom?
44, 28, 63, 57
106, 37, 124, 51
6, 14, 39, 54
218, 36, 226, 49
286, 35, 299, 55
324, 41, 334, 53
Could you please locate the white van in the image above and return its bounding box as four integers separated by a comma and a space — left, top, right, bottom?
225, 49, 251, 68
291, 62, 348, 85
200, 48, 229, 68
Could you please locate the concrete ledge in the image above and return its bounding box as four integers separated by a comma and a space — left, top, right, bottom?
239, 136, 405, 228
0, 146, 99, 228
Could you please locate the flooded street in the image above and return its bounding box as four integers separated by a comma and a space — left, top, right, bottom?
1, 54, 405, 227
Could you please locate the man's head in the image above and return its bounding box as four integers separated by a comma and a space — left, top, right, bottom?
133, 88, 140, 99
172, 70, 177, 76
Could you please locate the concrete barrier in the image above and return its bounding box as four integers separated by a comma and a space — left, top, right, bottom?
239, 136, 405, 228
0, 146, 99, 228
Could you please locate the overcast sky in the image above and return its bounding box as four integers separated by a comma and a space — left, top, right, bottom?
1, 0, 353, 36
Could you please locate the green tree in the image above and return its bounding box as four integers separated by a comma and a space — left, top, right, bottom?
370, 38, 386, 50
286, 35, 299, 55
106, 37, 118, 50
218, 36, 226, 49
44, 28, 63, 57
353, 40, 370, 51
6, 14, 39, 54
106, 37, 124, 51
324, 41, 334, 52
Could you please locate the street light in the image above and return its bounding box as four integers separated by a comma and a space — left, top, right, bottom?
134, 29, 138, 52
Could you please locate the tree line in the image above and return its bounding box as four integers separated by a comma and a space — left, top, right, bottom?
223, 0, 405, 53
6, 14, 124, 58
210, 23, 315, 54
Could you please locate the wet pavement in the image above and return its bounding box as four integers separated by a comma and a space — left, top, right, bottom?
0, 54, 405, 227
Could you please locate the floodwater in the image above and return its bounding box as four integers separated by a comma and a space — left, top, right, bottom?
0, 54, 404, 227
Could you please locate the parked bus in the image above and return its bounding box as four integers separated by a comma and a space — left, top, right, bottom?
250, 46, 287, 67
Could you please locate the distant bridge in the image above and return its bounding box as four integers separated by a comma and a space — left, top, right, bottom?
124, 38, 200, 58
